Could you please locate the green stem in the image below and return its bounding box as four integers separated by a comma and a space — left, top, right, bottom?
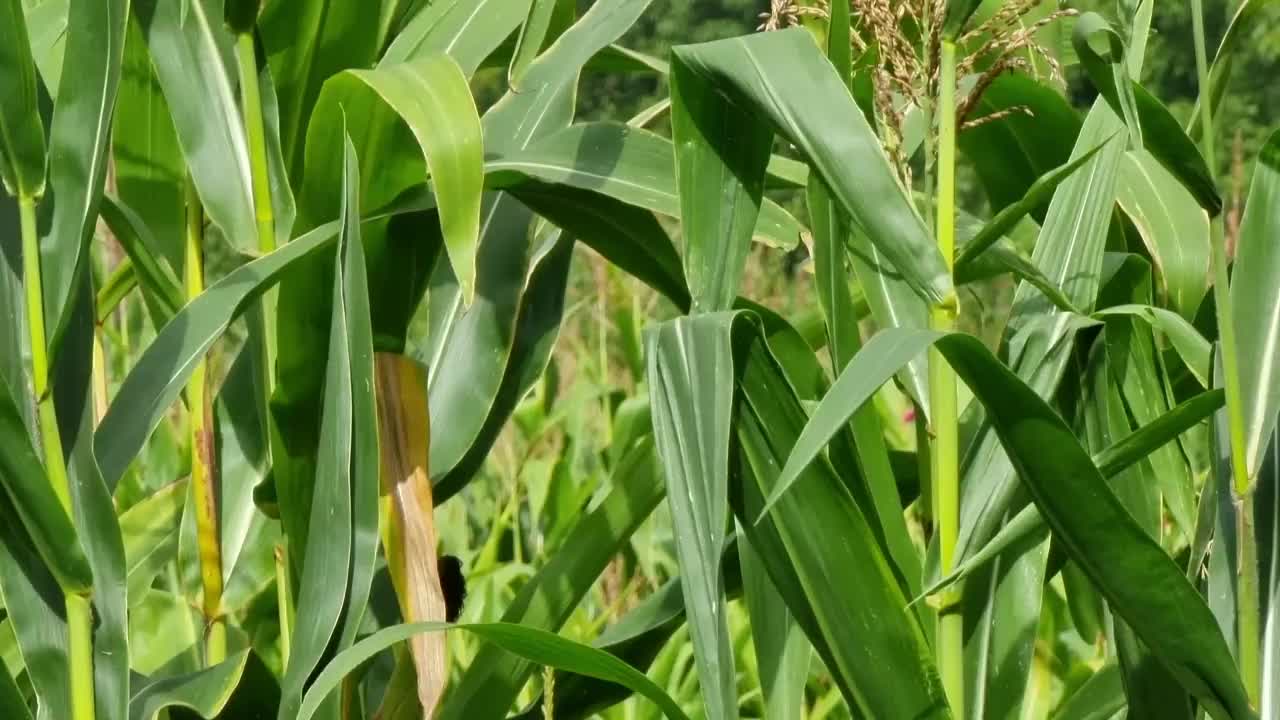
184, 180, 225, 667
21, 195, 96, 720
932, 40, 963, 715
1191, 0, 1257, 705
66, 593, 96, 720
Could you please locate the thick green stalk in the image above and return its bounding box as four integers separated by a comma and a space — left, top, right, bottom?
1191, 0, 1257, 703
932, 40, 963, 715
66, 594, 95, 720
21, 196, 96, 720
184, 181, 225, 666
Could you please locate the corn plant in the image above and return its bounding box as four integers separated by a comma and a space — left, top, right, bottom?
0, 0, 1277, 718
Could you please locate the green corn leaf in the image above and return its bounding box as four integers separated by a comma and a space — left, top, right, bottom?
277, 132, 363, 720
381, 0, 531, 74
670, 28, 952, 305
732, 318, 948, 718
440, 436, 664, 718
0, 376, 92, 593
99, 197, 183, 326
670, 53, 771, 313
485, 123, 804, 251
1116, 150, 1211, 320
766, 328, 1252, 720
1094, 304, 1212, 389
133, 0, 257, 250
508, 0, 572, 88
739, 534, 809, 720
113, 14, 185, 272
59, 276, 129, 720
222, 0, 260, 35
1229, 129, 1280, 478
306, 622, 690, 720
917, 387, 1225, 601
1053, 663, 1125, 720
959, 74, 1081, 217
1073, 12, 1220, 215
1187, 0, 1264, 140
943, 0, 983, 40
0, 0, 46, 198
260, 0, 383, 177
128, 650, 250, 720
0, 494, 74, 720
40, 0, 127, 361
119, 479, 187, 604
0, 659, 31, 720
955, 142, 1109, 269
647, 316, 738, 719
94, 190, 429, 490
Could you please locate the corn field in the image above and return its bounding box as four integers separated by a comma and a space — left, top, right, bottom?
0, 0, 1277, 718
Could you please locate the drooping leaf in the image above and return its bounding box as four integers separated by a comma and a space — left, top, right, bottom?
670, 28, 952, 305
1116, 149, 1211, 320
302, 622, 690, 720
128, 650, 249, 720
1094, 303, 1212, 388
1073, 12, 1220, 215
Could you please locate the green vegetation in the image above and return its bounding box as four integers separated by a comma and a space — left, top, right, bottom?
0, 0, 1278, 718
